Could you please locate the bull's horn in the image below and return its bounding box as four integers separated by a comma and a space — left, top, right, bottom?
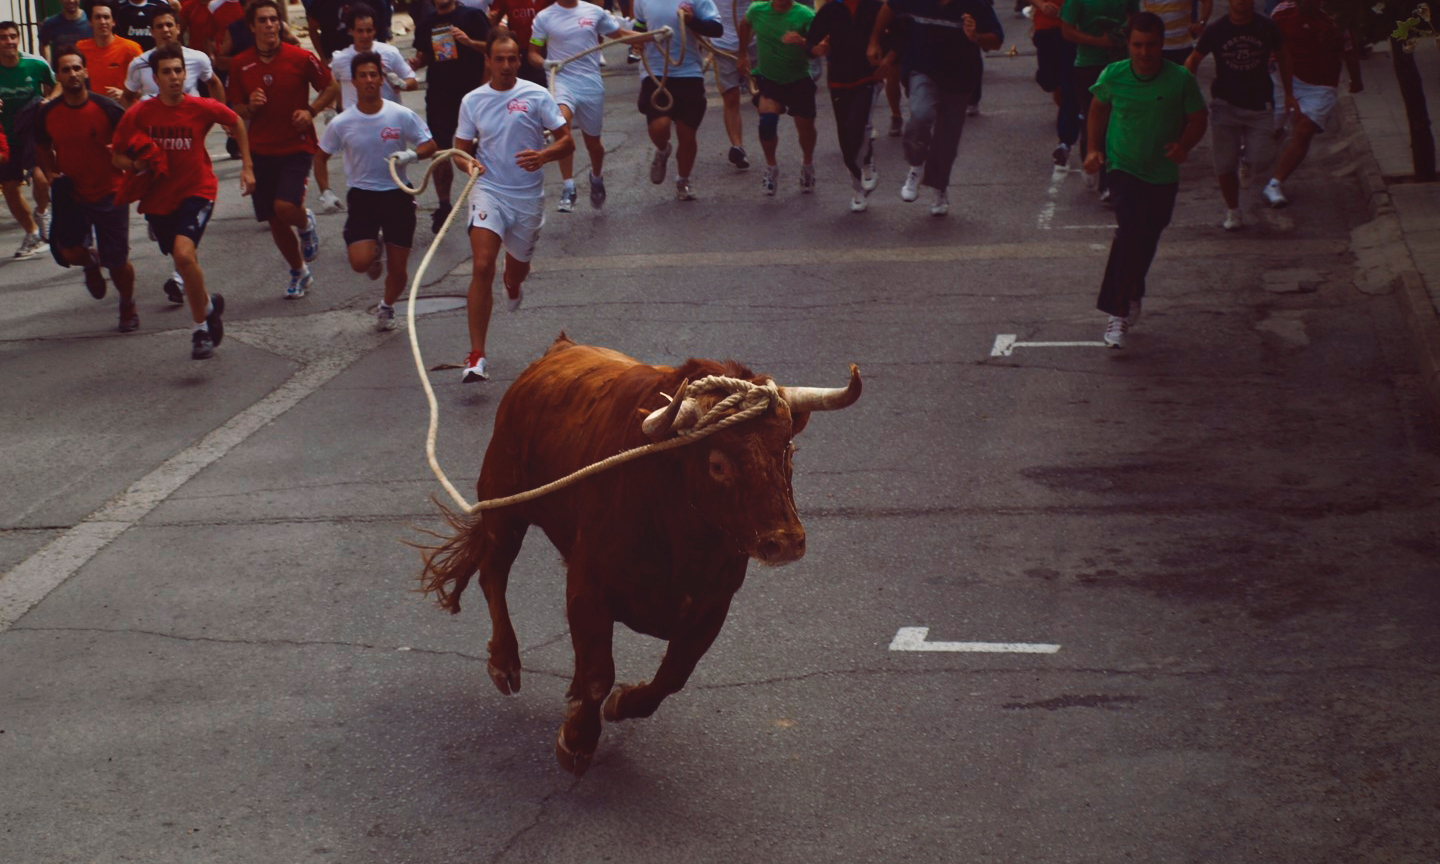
642, 378, 701, 439
780, 364, 862, 412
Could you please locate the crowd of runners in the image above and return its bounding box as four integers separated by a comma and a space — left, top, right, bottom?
0, 0, 1363, 366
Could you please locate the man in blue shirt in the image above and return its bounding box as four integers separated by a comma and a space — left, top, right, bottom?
868, 0, 1002, 216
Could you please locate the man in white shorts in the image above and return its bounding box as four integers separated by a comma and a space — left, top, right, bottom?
1263, 0, 1360, 207
122, 7, 225, 305
453, 30, 574, 383
529, 0, 640, 211
315, 50, 437, 331
329, 3, 418, 110
710, 0, 753, 169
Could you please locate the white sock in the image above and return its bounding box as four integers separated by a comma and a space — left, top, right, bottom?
193, 321, 208, 332
591, 172, 602, 182
676, 174, 688, 183
171, 270, 184, 285
378, 302, 394, 311
1267, 178, 1281, 187
563, 178, 575, 191
205, 297, 214, 316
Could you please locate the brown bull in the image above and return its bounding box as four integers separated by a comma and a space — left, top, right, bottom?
418, 334, 861, 776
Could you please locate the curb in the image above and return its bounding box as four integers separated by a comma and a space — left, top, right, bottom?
1338, 88, 1440, 408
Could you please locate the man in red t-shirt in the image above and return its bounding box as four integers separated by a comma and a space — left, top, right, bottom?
113, 43, 256, 359
227, 0, 335, 298
1263, 0, 1361, 207
490, 0, 551, 85
36, 47, 137, 329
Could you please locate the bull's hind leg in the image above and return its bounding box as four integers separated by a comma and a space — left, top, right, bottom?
555, 583, 616, 777
477, 512, 529, 695
603, 603, 729, 723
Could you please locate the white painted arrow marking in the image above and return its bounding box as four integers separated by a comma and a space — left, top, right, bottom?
991, 334, 1108, 356
889, 627, 1060, 654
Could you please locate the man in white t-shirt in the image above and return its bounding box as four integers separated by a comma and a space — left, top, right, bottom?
121, 8, 226, 305
329, 3, 418, 110
315, 50, 437, 330
453, 31, 573, 383
530, 0, 641, 211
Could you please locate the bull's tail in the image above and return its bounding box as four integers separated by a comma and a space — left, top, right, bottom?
411, 499, 485, 614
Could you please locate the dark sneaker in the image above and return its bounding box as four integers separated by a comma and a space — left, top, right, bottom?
431, 201, 454, 234
206, 292, 225, 348
192, 328, 215, 360
589, 174, 606, 209
557, 185, 577, 212
889, 115, 903, 137
728, 145, 749, 170
83, 266, 107, 299
162, 276, 185, 304
118, 301, 140, 332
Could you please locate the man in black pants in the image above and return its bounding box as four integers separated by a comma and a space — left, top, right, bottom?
807, 0, 892, 212
410, 0, 488, 231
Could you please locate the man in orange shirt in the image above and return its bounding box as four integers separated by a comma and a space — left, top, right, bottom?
76, 1, 143, 99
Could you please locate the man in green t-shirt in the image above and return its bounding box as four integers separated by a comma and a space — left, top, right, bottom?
738, 0, 817, 197
1061, 0, 1137, 201
0, 20, 56, 259
1083, 12, 1206, 348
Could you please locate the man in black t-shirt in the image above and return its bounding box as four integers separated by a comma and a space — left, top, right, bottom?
1186, 0, 1293, 230
39, 0, 93, 61
114, 0, 175, 50
410, 0, 488, 232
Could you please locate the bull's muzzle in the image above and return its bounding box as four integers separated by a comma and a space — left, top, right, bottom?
753, 527, 806, 566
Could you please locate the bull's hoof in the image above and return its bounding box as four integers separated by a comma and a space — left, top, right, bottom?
486, 660, 521, 695
555, 728, 593, 778
601, 686, 625, 722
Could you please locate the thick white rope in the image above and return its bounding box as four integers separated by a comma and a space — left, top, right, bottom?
543, 26, 673, 102
386, 151, 780, 515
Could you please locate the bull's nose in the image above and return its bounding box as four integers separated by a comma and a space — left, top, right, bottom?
755, 528, 806, 565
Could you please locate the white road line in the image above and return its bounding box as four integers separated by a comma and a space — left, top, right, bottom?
0, 351, 361, 632
889, 627, 1060, 654
991, 334, 1108, 356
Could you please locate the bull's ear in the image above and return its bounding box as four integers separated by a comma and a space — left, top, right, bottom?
791, 411, 811, 436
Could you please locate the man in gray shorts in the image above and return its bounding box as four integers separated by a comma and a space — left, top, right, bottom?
1185, 0, 1290, 230
709, 0, 753, 169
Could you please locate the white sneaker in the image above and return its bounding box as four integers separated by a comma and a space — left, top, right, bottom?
762, 165, 779, 197
850, 194, 868, 213
799, 163, 816, 193
34, 207, 49, 242
1222, 209, 1243, 231
649, 145, 672, 185
675, 178, 697, 201
1124, 299, 1141, 327
930, 189, 949, 216
861, 160, 878, 193
1103, 315, 1128, 349
900, 167, 921, 202
462, 351, 489, 383
376, 304, 396, 331
1263, 181, 1288, 208
13, 232, 46, 259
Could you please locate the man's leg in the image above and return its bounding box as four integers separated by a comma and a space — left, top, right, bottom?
557, 104, 577, 182
919, 88, 968, 193
500, 253, 531, 306
466, 226, 502, 358
647, 115, 672, 151
172, 235, 210, 325
758, 95, 783, 167
721, 85, 743, 147
31, 167, 50, 214
1271, 114, 1320, 183
346, 239, 382, 274
832, 87, 866, 183
583, 131, 605, 179
884, 64, 903, 134
3, 179, 37, 234
902, 72, 938, 171
795, 115, 817, 165
384, 244, 412, 307
1095, 171, 1177, 318
674, 119, 699, 179
269, 200, 306, 269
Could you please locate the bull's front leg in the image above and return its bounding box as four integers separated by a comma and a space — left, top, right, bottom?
603, 601, 730, 722
555, 585, 616, 777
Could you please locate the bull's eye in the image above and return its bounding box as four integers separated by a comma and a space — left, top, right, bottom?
708, 449, 734, 484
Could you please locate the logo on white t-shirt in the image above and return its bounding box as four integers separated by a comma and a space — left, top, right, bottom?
506, 98, 530, 114
578, 17, 595, 27
381, 126, 403, 140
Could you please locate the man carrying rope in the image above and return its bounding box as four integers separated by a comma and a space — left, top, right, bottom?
452, 30, 574, 383
530, 0, 646, 211
315, 50, 437, 331
633, 0, 724, 200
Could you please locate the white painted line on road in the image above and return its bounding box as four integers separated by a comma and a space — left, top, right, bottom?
991, 334, 1109, 356
889, 627, 1060, 654
0, 350, 362, 633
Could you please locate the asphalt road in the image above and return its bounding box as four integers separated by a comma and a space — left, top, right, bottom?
3, 36, 1440, 864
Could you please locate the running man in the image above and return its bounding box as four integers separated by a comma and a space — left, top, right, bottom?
710, 0, 753, 169
36, 48, 136, 328
633, 0, 724, 200
1262, 0, 1360, 208
329, 3, 417, 110
530, 0, 641, 211
0, 20, 54, 258
315, 50, 437, 331
122, 7, 227, 303
228, 0, 335, 299
410, 0, 489, 232
453, 30, 573, 382
1185, 0, 1290, 229
112, 42, 257, 359
807, 0, 888, 211
1083, 13, 1206, 348
38, 0, 92, 63
738, 0, 817, 197
77, 2, 144, 100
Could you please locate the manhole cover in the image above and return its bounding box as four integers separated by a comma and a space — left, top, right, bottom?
393, 296, 468, 315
